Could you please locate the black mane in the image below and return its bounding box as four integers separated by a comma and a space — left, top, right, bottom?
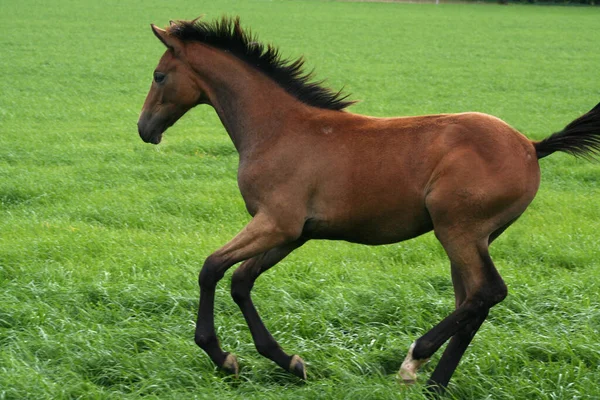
168, 16, 355, 111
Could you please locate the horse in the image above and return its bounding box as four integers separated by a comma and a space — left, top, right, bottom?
137, 16, 600, 392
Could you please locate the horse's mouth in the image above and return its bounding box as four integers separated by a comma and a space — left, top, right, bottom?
143, 131, 163, 144
138, 129, 163, 145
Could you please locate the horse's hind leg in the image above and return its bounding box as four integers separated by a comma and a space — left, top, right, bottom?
421, 217, 520, 390
399, 262, 480, 385
399, 234, 507, 388
423, 253, 499, 392
230, 239, 307, 379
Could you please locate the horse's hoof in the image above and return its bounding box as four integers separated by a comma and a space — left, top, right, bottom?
398, 368, 417, 385
398, 342, 429, 385
221, 353, 239, 376
289, 354, 307, 380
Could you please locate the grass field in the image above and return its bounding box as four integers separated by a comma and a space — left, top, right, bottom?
1, 1, 600, 399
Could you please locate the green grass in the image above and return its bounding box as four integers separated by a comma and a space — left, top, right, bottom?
1, 1, 600, 399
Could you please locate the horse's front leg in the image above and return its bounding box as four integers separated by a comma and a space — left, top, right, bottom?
230, 239, 307, 378
194, 213, 302, 375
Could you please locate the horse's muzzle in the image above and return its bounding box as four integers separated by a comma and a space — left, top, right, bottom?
137, 115, 163, 144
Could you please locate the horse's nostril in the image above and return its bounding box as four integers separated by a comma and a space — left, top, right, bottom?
137, 122, 152, 143
137, 121, 146, 139
137, 114, 153, 143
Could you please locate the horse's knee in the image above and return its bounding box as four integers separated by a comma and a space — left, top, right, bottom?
479, 253, 508, 307
475, 280, 508, 308
230, 268, 252, 305
461, 281, 507, 319
489, 281, 508, 306
199, 254, 226, 289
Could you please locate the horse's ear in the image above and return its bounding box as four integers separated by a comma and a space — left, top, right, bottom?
151, 24, 179, 50
191, 15, 204, 24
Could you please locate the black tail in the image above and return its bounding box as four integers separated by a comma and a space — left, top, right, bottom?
535, 102, 600, 160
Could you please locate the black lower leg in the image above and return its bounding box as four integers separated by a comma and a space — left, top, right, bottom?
426, 311, 487, 391
195, 255, 239, 374
194, 287, 236, 372
411, 303, 480, 361
236, 295, 304, 378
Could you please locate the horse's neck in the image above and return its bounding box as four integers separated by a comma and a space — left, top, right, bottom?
186, 44, 306, 155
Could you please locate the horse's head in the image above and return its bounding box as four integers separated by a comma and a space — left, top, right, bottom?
138, 24, 205, 144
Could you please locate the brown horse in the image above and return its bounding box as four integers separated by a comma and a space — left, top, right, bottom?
138, 16, 600, 391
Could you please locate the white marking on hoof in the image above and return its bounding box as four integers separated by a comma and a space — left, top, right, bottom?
222, 353, 239, 376
398, 342, 429, 385
289, 354, 307, 380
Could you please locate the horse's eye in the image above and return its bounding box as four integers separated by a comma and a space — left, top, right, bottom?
154, 71, 166, 84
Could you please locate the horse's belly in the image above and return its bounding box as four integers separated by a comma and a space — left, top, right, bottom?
302, 207, 433, 245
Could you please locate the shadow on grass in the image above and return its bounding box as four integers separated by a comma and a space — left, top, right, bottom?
225, 362, 308, 389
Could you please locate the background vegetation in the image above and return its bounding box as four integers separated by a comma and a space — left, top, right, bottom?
1, 1, 599, 399
490, 0, 596, 5
473, 0, 596, 5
